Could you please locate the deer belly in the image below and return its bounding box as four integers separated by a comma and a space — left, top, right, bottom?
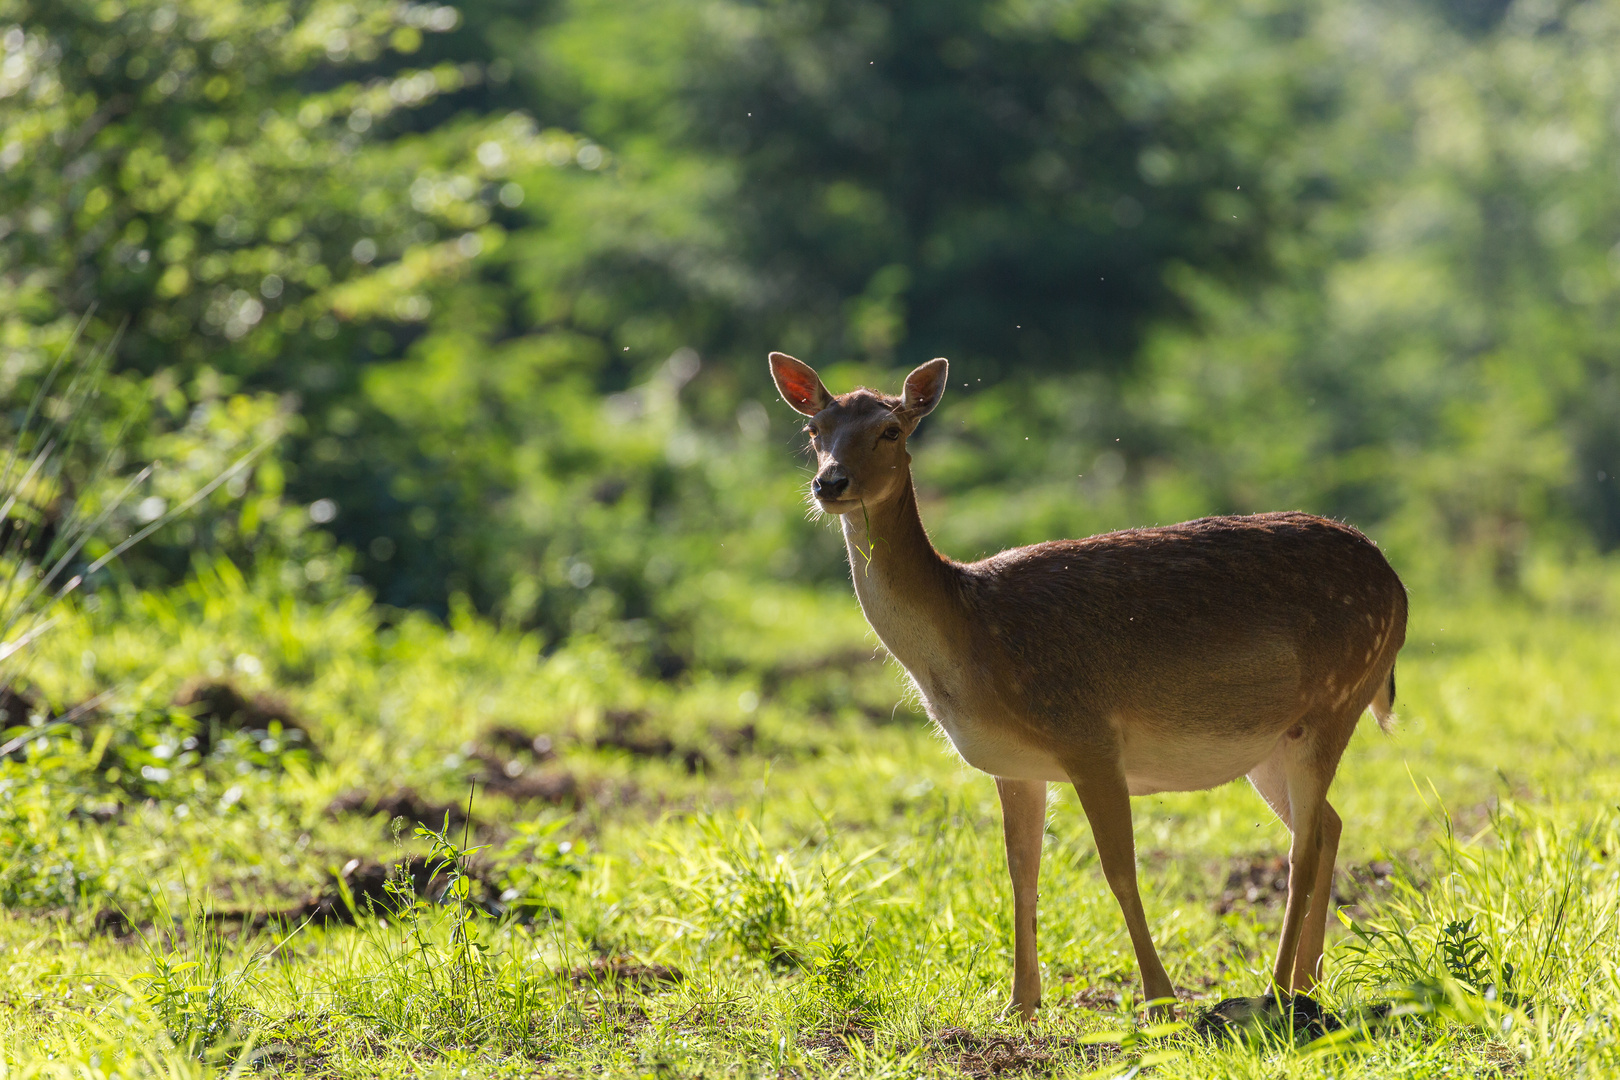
927, 698, 1072, 783
1118, 727, 1281, 796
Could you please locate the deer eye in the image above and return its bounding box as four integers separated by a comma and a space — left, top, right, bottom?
804, 426, 818, 441
882, 426, 901, 441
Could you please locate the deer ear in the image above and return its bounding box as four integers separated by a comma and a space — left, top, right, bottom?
769, 352, 832, 416
900, 358, 948, 421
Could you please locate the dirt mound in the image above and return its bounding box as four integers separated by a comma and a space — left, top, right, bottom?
925, 1029, 1059, 1078
325, 787, 470, 833
565, 956, 684, 990
92, 908, 137, 938
1339, 860, 1397, 902
303, 855, 489, 919
801, 1025, 875, 1057
1065, 984, 1126, 1012
715, 722, 756, 757
0, 686, 51, 760
0, 685, 47, 728
798, 1027, 1099, 1078
478, 767, 580, 806
93, 855, 525, 936
1216, 855, 1291, 913
276, 855, 554, 927
172, 680, 316, 757
1215, 855, 1400, 915
328, 764, 581, 834
0, 686, 111, 760
482, 725, 557, 761
595, 709, 707, 774
87, 861, 426, 935
464, 733, 580, 806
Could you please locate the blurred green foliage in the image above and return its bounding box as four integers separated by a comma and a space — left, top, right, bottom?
6, 5, 1620, 1070
3, 0, 1619, 670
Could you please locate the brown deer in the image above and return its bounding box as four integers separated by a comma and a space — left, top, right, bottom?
768, 352, 1407, 1020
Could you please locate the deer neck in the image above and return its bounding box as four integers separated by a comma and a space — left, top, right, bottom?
839, 475, 964, 673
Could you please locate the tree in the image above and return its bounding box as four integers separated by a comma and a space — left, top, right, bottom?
539, 0, 1316, 380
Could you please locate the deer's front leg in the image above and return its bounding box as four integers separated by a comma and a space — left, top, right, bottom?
996, 777, 1046, 1021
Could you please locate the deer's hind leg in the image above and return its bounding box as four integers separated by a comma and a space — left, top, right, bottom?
1247, 718, 1351, 993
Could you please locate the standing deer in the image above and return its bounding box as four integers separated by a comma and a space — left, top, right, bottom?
768, 352, 1407, 1020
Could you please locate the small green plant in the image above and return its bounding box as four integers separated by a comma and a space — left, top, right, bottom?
1337, 865, 1530, 1027
136, 902, 260, 1055
1440, 917, 1488, 989
496, 816, 588, 922
724, 862, 795, 960
412, 789, 493, 1021
1439, 916, 1520, 1007
681, 826, 802, 964
805, 939, 883, 1024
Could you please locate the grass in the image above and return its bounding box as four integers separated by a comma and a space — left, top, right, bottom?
2, 557, 1619, 1077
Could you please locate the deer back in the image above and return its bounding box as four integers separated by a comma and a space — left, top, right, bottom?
958, 513, 1407, 738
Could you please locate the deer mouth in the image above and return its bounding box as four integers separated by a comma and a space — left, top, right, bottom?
813, 495, 860, 514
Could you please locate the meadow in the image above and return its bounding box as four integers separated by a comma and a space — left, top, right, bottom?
8, 1, 1620, 1075
3, 555, 1619, 1078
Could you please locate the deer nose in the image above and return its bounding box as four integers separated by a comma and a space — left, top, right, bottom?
812, 473, 849, 500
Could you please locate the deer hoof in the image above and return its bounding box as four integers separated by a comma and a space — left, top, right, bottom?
1001, 997, 1040, 1023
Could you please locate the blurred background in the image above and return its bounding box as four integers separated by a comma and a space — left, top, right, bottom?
5, 0, 1620, 677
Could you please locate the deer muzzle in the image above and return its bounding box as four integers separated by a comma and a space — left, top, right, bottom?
811, 471, 850, 500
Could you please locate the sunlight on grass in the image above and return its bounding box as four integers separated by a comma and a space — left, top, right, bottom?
0, 563, 1616, 1076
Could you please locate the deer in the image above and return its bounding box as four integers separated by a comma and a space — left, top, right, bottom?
768, 351, 1408, 1022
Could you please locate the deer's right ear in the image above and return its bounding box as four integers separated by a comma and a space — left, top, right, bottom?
769, 352, 832, 416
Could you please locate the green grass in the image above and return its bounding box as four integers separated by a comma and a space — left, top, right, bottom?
3, 560, 1620, 1077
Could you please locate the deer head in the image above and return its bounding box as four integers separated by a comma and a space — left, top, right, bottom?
768, 352, 948, 515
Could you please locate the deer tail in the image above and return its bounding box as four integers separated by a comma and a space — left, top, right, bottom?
1370, 663, 1397, 733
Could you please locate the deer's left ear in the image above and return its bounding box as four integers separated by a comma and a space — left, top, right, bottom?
900, 358, 948, 422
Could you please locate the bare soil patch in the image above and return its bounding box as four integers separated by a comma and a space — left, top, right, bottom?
265, 852, 522, 924
565, 956, 685, 991
922, 1028, 1112, 1078
1214, 856, 1398, 915
173, 679, 317, 757
482, 725, 558, 761
796, 1026, 1111, 1077
326, 786, 470, 832
801, 1024, 875, 1057
1215, 854, 1290, 913
0, 686, 106, 760
473, 759, 581, 806
595, 709, 708, 774
1062, 984, 1125, 1012
92, 854, 518, 937
0, 685, 47, 729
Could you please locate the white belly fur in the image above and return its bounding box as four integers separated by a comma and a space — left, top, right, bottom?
1117, 725, 1284, 796
921, 681, 1284, 793
918, 680, 1071, 782
933, 708, 1072, 782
